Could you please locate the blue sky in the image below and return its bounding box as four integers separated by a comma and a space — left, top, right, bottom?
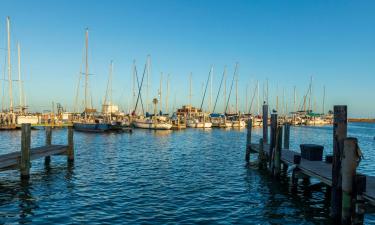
0, 0, 374, 117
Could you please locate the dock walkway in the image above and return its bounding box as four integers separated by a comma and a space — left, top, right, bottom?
250, 143, 375, 205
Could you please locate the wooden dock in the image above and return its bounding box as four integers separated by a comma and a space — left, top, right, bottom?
0, 124, 74, 179
250, 143, 375, 205
245, 105, 373, 224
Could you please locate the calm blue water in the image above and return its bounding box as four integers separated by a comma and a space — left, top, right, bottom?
0, 123, 374, 224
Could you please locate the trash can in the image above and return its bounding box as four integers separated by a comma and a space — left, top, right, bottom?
300, 144, 324, 161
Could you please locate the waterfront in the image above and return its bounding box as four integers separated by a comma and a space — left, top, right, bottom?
0, 123, 374, 224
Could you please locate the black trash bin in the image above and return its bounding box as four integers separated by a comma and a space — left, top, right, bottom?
300, 144, 324, 161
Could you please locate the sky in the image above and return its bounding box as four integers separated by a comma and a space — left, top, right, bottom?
0, 0, 374, 117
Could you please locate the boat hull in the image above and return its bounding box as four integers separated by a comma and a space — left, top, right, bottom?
73, 122, 111, 132
133, 121, 172, 130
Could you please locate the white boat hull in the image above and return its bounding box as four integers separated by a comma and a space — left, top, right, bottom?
16, 115, 39, 125
133, 120, 172, 130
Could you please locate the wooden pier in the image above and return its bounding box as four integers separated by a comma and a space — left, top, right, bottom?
0, 123, 74, 179
246, 105, 374, 225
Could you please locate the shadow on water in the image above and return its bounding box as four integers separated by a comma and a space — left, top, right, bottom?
0, 162, 75, 224
244, 164, 333, 224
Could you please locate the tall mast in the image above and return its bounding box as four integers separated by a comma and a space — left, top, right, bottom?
166, 74, 170, 114
322, 85, 326, 114
132, 60, 136, 111
17, 42, 23, 113
245, 83, 248, 115
308, 76, 312, 112
210, 65, 213, 112
257, 81, 260, 115
159, 72, 163, 114
236, 77, 238, 114
146, 55, 151, 113
189, 73, 192, 106
7, 17, 13, 112
293, 86, 296, 113
223, 68, 226, 113
84, 28, 89, 117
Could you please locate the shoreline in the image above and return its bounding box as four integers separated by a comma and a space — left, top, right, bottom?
348, 118, 375, 123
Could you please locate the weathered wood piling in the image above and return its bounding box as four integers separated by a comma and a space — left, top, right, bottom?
245, 118, 252, 163
0, 124, 74, 180
332, 105, 347, 223
245, 105, 374, 225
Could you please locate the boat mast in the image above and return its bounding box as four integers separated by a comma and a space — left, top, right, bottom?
257, 81, 260, 115
224, 63, 238, 114
84, 28, 89, 119
213, 66, 226, 113
209, 65, 213, 113
17, 42, 23, 114
146, 55, 151, 113
223, 69, 226, 113
322, 85, 326, 114
189, 73, 192, 106
159, 72, 163, 114
235, 75, 238, 114
7, 17, 13, 113
245, 83, 248, 116
166, 74, 170, 115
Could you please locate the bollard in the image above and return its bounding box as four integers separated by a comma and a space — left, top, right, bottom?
284, 123, 290, 149
341, 138, 361, 224
20, 123, 31, 179
245, 119, 252, 163
262, 104, 268, 144
45, 126, 52, 165
273, 126, 282, 176
331, 105, 347, 223
67, 126, 74, 162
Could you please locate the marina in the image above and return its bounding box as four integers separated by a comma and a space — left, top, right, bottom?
1, 1, 375, 224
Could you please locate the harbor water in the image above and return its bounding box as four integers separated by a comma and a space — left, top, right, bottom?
0, 123, 374, 224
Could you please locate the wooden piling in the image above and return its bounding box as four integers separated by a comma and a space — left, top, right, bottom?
331, 105, 347, 222
258, 138, 266, 169
269, 113, 277, 168
45, 126, 52, 165
341, 137, 360, 224
283, 123, 290, 149
262, 104, 268, 144
20, 123, 31, 179
67, 126, 74, 162
354, 175, 366, 225
245, 119, 252, 163
273, 126, 282, 176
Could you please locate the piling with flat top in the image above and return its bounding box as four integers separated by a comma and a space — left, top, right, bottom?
20, 123, 31, 179
67, 126, 74, 162
341, 137, 360, 224
262, 104, 268, 144
45, 126, 52, 165
269, 113, 277, 168
331, 105, 347, 223
245, 119, 252, 163
283, 123, 290, 149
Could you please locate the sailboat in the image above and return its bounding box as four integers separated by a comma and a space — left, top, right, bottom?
0, 17, 17, 130
73, 29, 112, 132
209, 66, 231, 128
131, 59, 172, 130
187, 67, 212, 128
224, 63, 245, 128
